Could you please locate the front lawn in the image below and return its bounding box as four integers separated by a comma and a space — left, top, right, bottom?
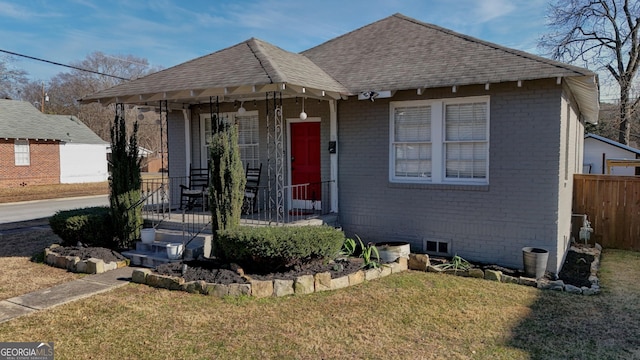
0, 249, 638, 359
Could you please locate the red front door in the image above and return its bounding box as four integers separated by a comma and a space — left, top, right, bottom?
290, 122, 321, 204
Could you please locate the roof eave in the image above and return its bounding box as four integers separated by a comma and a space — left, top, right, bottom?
565, 75, 600, 124
79, 82, 349, 106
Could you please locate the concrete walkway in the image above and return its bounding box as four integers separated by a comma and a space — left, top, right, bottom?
0, 266, 133, 324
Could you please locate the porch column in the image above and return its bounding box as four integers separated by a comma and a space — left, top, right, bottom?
330, 100, 339, 213
183, 109, 191, 177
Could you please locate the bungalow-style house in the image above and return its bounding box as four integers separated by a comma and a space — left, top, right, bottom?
0, 99, 109, 187
80, 14, 599, 274
584, 133, 640, 175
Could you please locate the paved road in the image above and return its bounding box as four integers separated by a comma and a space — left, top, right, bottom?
0, 195, 109, 224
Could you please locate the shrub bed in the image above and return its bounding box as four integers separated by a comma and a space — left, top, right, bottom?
49, 207, 114, 248
217, 225, 344, 273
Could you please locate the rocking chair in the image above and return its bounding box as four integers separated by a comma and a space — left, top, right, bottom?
179, 164, 209, 211
242, 163, 262, 214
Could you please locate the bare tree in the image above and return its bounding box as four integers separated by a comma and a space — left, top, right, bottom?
540, 0, 640, 145
0, 55, 28, 99
20, 52, 163, 152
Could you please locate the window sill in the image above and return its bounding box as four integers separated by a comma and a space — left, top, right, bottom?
388, 182, 489, 192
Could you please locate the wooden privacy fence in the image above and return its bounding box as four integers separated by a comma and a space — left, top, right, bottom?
573, 174, 640, 250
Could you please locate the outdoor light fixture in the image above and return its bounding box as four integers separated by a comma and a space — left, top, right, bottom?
299, 97, 307, 120
237, 100, 246, 115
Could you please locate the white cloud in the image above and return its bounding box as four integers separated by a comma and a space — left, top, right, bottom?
472, 0, 517, 23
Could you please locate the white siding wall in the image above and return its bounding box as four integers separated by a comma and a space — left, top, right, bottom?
59, 143, 108, 183
584, 138, 638, 175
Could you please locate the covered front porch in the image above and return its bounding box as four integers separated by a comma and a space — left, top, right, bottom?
80, 39, 351, 232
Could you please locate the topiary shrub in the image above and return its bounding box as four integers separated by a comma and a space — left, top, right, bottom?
209, 122, 246, 257
217, 225, 344, 273
109, 109, 143, 249
49, 207, 114, 248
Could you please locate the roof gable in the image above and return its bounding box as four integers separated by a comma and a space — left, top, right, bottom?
81, 38, 348, 104
303, 13, 594, 92
0, 99, 105, 144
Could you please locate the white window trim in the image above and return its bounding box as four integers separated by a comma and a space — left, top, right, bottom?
389, 96, 490, 185
199, 110, 259, 168
14, 139, 30, 166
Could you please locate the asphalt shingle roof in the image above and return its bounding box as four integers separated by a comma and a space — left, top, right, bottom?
0, 99, 106, 144
302, 13, 594, 92
81, 38, 349, 102
79, 13, 598, 122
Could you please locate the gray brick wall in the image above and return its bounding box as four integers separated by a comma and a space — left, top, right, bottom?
337, 79, 570, 273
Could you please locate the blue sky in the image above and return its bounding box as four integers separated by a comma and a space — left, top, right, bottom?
1, 0, 553, 81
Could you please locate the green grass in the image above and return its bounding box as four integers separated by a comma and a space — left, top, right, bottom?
0, 249, 638, 359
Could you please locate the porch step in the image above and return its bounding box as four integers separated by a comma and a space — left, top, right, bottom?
122, 229, 211, 268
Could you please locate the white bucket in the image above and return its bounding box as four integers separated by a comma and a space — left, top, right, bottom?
167, 244, 184, 260
376, 242, 411, 262
140, 228, 156, 244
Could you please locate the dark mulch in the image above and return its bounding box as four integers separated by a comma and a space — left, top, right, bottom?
558, 250, 594, 288
156, 257, 367, 285
53, 246, 127, 263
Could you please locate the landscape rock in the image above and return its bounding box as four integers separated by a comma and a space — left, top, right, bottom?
564, 284, 583, 294
65, 256, 80, 271
294, 275, 315, 295
331, 276, 349, 290
184, 281, 205, 294
86, 258, 105, 274
484, 269, 502, 281
468, 269, 485, 278
132, 269, 151, 284
75, 261, 87, 273
390, 257, 408, 273
228, 283, 251, 296
426, 265, 442, 273
208, 283, 229, 297
444, 269, 469, 277
501, 274, 519, 284
364, 268, 381, 281
519, 277, 537, 287
348, 270, 365, 286
314, 272, 332, 292
408, 254, 430, 271
538, 279, 564, 291
250, 279, 273, 298
582, 286, 601, 296
273, 279, 294, 297
379, 265, 392, 278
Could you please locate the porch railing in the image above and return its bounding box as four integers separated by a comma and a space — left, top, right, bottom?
141, 177, 337, 232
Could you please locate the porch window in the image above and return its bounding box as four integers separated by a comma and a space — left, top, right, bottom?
390, 96, 489, 184
14, 139, 30, 166
202, 111, 259, 168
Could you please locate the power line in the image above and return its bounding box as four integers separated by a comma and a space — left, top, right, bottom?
0, 49, 130, 81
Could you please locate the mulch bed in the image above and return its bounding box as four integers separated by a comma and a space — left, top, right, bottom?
52, 246, 127, 263
155, 257, 366, 285
558, 250, 594, 288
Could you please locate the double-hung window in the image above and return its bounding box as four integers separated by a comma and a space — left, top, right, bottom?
201, 111, 259, 168
14, 139, 30, 166
390, 96, 489, 185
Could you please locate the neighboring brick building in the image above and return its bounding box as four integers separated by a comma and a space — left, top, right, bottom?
81, 14, 599, 274
0, 99, 108, 188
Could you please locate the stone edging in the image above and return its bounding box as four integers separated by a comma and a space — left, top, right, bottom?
131, 257, 409, 298
408, 247, 602, 296
44, 245, 129, 274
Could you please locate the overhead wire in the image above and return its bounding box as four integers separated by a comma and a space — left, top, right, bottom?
0, 48, 130, 81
